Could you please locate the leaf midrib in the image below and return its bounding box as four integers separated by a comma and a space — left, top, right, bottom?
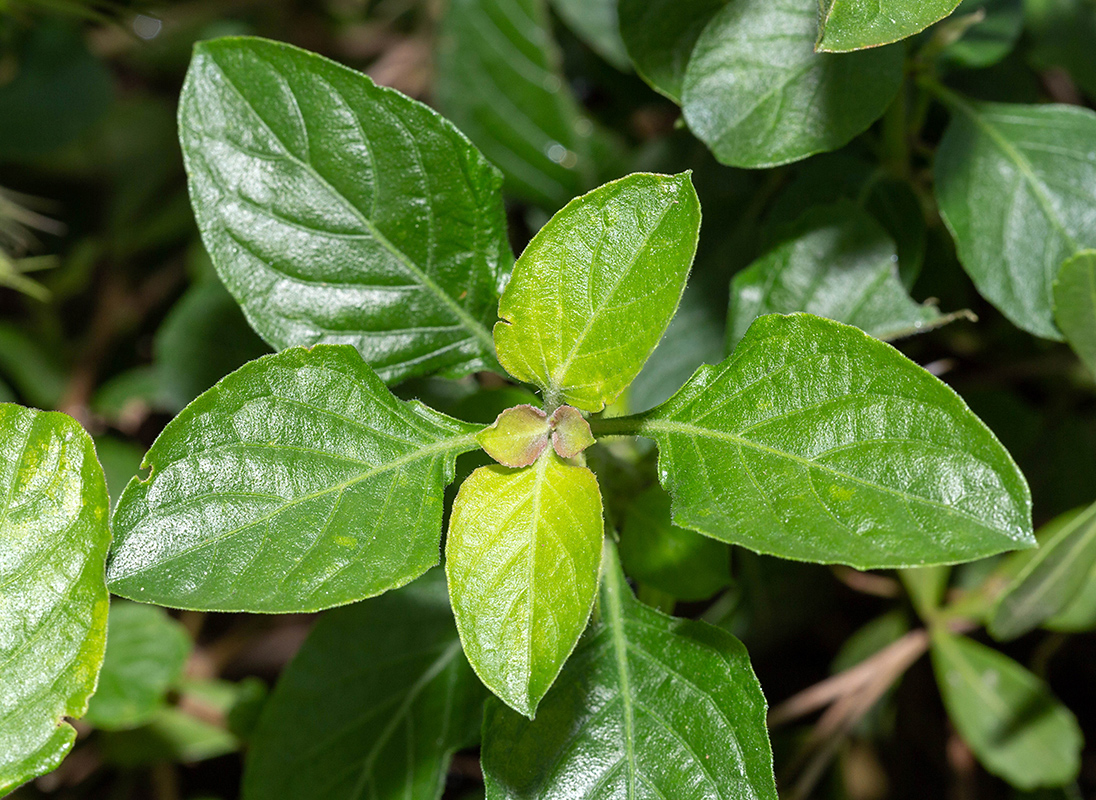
113, 432, 478, 580
603, 555, 639, 799
196, 50, 497, 355
637, 417, 1013, 532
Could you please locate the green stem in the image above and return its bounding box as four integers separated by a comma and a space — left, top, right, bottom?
590, 415, 646, 438
880, 82, 911, 180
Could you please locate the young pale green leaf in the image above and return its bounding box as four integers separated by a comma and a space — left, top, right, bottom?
446, 453, 604, 717
85, 602, 192, 731
940, 0, 1024, 68
595, 314, 1034, 569
818, 0, 962, 53
242, 570, 484, 800
179, 36, 510, 384
436, 0, 605, 210
620, 485, 731, 601
108, 346, 479, 613
0, 405, 111, 794
727, 204, 946, 352
482, 542, 777, 799
549, 0, 630, 70
989, 501, 1096, 640
935, 98, 1096, 340
478, 405, 552, 468
617, 0, 728, 102
496, 172, 700, 412
681, 0, 903, 168
1054, 251, 1096, 378
931, 629, 1082, 789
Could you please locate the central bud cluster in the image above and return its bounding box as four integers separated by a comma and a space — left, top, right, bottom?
476, 404, 596, 468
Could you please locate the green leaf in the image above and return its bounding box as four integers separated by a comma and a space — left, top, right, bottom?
478, 405, 552, 468
596, 314, 1034, 569
1046, 563, 1096, 632
681, 0, 904, 168
619, 484, 731, 600
436, 0, 607, 209
481, 542, 777, 799
1025, 0, 1096, 101
0, 405, 111, 794
549, 0, 630, 70
154, 278, 271, 411
1054, 251, 1096, 378
242, 570, 484, 800
940, 0, 1024, 69
989, 501, 1096, 640
727, 204, 947, 353
617, 0, 728, 102
934, 97, 1096, 340
85, 602, 192, 731
99, 707, 239, 767
179, 36, 511, 384
108, 345, 479, 613
496, 172, 701, 412
446, 453, 604, 717
0, 322, 68, 409
931, 629, 1082, 789
818, 0, 962, 53
92, 436, 146, 508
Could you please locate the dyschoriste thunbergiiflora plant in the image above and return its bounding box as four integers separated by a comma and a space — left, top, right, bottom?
82, 36, 1040, 798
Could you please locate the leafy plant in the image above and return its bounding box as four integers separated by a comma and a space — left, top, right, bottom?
3, 0, 1096, 797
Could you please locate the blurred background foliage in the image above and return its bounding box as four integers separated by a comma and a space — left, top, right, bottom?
1, 0, 1095, 798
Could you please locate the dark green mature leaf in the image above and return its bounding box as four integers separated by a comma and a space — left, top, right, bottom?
595, 314, 1034, 569
496, 172, 701, 412
818, 0, 962, 52
179, 36, 510, 384
934, 97, 1096, 340
447, 453, 603, 717
154, 278, 271, 411
727, 204, 945, 352
0, 405, 111, 794
436, 0, 605, 209
85, 602, 192, 731
617, 0, 728, 102
482, 542, 777, 799
1047, 562, 1096, 632
681, 0, 904, 168
931, 629, 1083, 789
990, 501, 1096, 640
620, 485, 731, 601
1054, 251, 1096, 377
243, 570, 484, 800
550, 0, 630, 70
941, 0, 1024, 69
108, 346, 479, 613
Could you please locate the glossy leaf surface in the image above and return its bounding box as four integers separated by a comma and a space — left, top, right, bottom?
727, 204, 945, 352
931, 629, 1082, 789
620, 485, 731, 601
1054, 251, 1096, 377
617, 0, 727, 102
446, 453, 603, 717
681, 0, 903, 168
990, 500, 1096, 640
601, 314, 1034, 569
818, 0, 962, 52
109, 346, 479, 613
550, 0, 630, 70
179, 37, 510, 383
496, 172, 701, 412
482, 543, 777, 799
935, 99, 1096, 340
85, 602, 192, 730
436, 0, 603, 209
243, 570, 484, 800
0, 405, 111, 794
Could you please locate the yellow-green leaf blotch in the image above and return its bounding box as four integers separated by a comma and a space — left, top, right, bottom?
446, 452, 604, 717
